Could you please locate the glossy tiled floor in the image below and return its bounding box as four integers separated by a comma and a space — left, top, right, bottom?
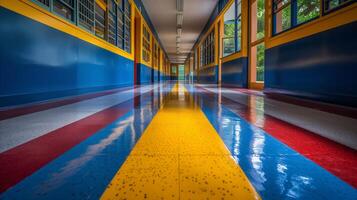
0, 81, 356, 200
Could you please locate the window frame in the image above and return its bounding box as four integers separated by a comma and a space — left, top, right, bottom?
77, 0, 96, 33
142, 24, 151, 63
107, 0, 117, 46
222, 0, 242, 58
272, 0, 353, 36
53, 0, 76, 22
32, 0, 132, 54
123, 0, 131, 52
94, 1, 106, 39
200, 29, 215, 67
322, 0, 354, 15
33, 0, 77, 24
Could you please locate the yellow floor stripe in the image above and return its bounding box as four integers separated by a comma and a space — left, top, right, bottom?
100, 83, 261, 200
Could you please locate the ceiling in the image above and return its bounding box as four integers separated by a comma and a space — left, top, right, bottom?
141, 0, 219, 64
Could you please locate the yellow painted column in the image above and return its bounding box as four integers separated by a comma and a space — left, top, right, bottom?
101, 83, 261, 200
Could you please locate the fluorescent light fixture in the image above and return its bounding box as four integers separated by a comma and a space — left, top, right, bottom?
177, 13, 183, 26
177, 27, 182, 36
176, 0, 183, 12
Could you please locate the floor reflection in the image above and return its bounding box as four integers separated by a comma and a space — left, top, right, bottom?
186, 83, 357, 200
0, 83, 175, 200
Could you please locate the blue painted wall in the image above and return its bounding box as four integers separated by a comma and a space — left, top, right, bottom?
0, 8, 134, 107
199, 66, 218, 84
221, 57, 248, 87
153, 68, 159, 83
160, 72, 165, 82
136, 63, 152, 84
265, 22, 357, 107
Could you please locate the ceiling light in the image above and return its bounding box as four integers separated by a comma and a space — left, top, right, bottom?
176, 0, 183, 12
177, 27, 182, 36
177, 13, 183, 26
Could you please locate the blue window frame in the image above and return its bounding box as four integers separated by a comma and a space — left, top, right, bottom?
36, 0, 51, 7
108, 0, 117, 45
273, 0, 320, 35
53, 0, 75, 22
200, 30, 215, 67
94, 2, 106, 39
78, 0, 95, 32
323, 0, 354, 13
273, 0, 354, 35
33, 0, 76, 22
117, 0, 131, 52
124, 0, 131, 53
223, 0, 241, 57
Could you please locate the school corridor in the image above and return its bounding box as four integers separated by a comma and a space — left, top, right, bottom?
0, 0, 356, 199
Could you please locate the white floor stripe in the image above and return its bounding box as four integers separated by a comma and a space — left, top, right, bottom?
0, 85, 159, 153
199, 84, 357, 150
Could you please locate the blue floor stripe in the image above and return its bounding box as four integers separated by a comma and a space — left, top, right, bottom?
185, 84, 357, 200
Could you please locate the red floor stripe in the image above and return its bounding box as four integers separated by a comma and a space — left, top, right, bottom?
199, 86, 357, 188
0, 86, 137, 121
0, 99, 134, 193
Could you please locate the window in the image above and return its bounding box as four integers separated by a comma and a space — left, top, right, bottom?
324, 0, 352, 13
273, 0, 320, 34
158, 48, 161, 69
200, 30, 215, 67
236, 0, 242, 50
78, 0, 95, 32
223, 2, 235, 56
117, 0, 124, 49
107, 0, 117, 45
53, 0, 75, 22
178, 65, 185, 80
95, 2, 105, 39
117, 0, 131, 52
200, 44, 204, 67
32, 0, 132, 53
297, 0, 320, 24
254, 0, 265, 41
250, 0, 266, 83
194, 50, 198, 70
35, 0, 50, 7
223, 0, 242, 57
124, 1, 131, 52
255, 43, 265, 81
142, 25, 151, 63
273, 0, 292, 34
153, 43, 158, 67
172, 66, 177, 74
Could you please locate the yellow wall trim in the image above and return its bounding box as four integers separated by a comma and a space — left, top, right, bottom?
200, 63, 217, 70
249, 82, 264, 90
221, 51, 246, 63
0, 0, 134, 60
139, 61, 155, 69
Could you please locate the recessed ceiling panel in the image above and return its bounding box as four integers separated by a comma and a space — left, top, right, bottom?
142, 0, 219, 64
